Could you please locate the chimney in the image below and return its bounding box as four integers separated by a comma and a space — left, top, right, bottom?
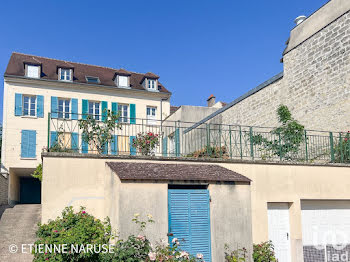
294, 15, 307, 25
207, 94, 216, 107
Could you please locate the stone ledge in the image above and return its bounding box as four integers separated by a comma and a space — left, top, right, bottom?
41, 152, 350, 168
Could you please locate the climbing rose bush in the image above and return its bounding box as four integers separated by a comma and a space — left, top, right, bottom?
334, 131, 350, 163
253, 241, 278, 262
132, 132, 160, 156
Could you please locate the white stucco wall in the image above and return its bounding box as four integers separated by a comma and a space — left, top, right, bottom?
1, 77, 170, 176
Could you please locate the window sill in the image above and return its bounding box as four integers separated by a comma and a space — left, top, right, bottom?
21, 115, 38, 119
20, 157, 37, 160
147, 89, 159, 92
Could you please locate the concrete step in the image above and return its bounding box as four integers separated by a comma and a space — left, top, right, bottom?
0, 204, 41, 262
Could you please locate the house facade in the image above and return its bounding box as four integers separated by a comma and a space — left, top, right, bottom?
1, 52, 171, 205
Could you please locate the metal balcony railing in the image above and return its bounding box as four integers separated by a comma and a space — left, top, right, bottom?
47, 112, 350, 164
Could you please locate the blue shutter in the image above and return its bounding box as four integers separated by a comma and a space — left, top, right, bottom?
102, 142, 108, 155
51, 96, 58, 118
112, 102, 118, 115
21, 130, 36, 158
15, 93, 23, 116
101, 101, 108, 121
175, 128, 180, 157
130, 136, 136, 155
71, 133, 79, 152
21, 130, 29, 158
162, 137, 168, 157
28, 131, 37, 158
130, 104, 136, 124
82, 99, 88, 120
71, 99, 78, 120
168, 189, 211, 262
112, 102, 118, 123
111, 135, 118, 155
50, 131, 58, 147
36, 95, 44, 118
82, 139, 88, 154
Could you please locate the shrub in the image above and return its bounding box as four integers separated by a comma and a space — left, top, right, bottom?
253, 241, 278, 262
31, 163, 42, 181
334, 131, 350, 163
132, 132, 160, 156
33, 206, 112, 262
252, 105, 305, 161
224, 244, 248, 262
79, 109, 121, 154
187, 145, 229, 158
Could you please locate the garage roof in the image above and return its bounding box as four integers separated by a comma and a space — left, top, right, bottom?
106, 162, 250, 183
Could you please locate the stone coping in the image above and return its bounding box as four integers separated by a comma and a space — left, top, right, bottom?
41, 152, 350, 168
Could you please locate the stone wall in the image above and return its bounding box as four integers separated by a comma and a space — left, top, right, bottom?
0, 175, 8, 205
208, 10, 350, 132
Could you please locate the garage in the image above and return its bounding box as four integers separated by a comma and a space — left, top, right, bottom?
301, 200, 350, 262
19, 177, 41, 204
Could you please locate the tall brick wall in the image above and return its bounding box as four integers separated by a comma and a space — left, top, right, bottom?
0, 175, 8, 205
211, 11, 350, 132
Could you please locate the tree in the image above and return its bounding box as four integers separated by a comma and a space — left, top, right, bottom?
252, 105, 305, 160
78, 109, 121, 154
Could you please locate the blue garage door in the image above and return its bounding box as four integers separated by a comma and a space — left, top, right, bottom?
168, 189, 211, 261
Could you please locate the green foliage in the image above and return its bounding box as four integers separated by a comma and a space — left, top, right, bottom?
187, 146, 229, 159
224, 244, 248, 262
79, 109, 121, 154
33, 206, 112, 262
253, 241, 278, 262
49, 142, 75, 153
31, 163, 42, 181
147, 238, 201, 261
132, 132, 160, 156
252, 105, 305, 160
334, 132, 350, 163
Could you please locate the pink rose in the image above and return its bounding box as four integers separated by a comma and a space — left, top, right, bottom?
148, 252, 156, 261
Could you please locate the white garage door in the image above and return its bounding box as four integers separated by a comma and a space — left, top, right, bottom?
301, 200, 350, 262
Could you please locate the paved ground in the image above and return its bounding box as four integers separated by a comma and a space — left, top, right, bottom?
0, 204, 41, 262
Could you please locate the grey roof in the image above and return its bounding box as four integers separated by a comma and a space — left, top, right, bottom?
184, 72, 283, 133
106, 162, 250, 183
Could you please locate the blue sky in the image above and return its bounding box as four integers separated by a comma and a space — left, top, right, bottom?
0, 0, 328, 122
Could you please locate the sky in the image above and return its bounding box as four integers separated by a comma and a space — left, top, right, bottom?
0, 0, 329, 123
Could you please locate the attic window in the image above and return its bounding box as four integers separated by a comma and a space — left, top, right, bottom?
26, 64, 40, 79
59, 68, 72, 82
117, 75, 129, 87
148, 79, 156, 91
86, 76, 100, 84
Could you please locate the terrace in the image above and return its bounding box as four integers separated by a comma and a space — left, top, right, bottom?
47, 112, 350, 164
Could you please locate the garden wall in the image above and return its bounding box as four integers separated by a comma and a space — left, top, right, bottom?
41, 153, 350, 262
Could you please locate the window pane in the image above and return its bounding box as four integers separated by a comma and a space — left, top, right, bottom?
147, 108, 150, 115
152, 108, 156, 115
24, 96, 29, 103
89, 102, 93, 114
118, 76, 128, 87
27, 65, 39, 78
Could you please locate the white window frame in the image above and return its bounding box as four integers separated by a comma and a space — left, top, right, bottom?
88, 101, 100, 120
148, 79, 156, 91
118, 104, 129, 123
23, 95, 37, 117
118, 75, 129, 87
26, 65, 40, 79
85, 76, 100, 84
58, 98, 70, 119
146, 106, 157, 125
59, 68, 73, 82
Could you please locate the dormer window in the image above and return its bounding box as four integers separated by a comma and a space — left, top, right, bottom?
26, 64, 40, 79
118, 76, 128, 87
59, 68, 72, 82
148, 79, 157, 91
